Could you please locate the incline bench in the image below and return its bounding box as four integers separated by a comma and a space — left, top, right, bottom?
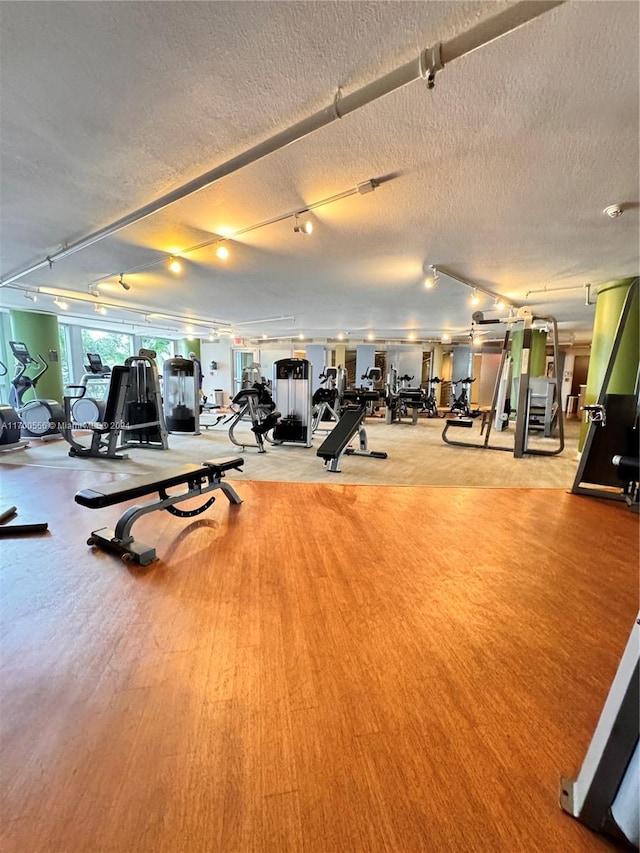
317, 390, 387, 473
75, 456, 244, 565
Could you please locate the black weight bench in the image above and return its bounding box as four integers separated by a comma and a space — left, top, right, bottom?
75, 456, 244, 565
317, 393, 387, 473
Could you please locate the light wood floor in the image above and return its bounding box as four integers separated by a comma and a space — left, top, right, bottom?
0, 463, 637, 852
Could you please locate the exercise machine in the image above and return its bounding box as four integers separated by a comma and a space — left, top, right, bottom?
560, 614, 639, 848
7, 340, 64, 439
227, 381, 280, 453
311, 367, 341, 434
385, 365, 423, 424
442, 310, 564, 458
572, 278, 639, 506
0, 361, 29, 452
69, 353, 113, 427
317, 389, 388, 473
422, 377, 443, 419
272, 358, 313, 446
447, 377, 476, 418
163, 356, 200, 434
121, 350, 168, 450
75, 456, 244, 566
61, 350, 168, 459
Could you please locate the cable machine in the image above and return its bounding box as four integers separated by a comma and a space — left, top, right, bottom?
271, 358, 313, 447
442, 309, 564, 458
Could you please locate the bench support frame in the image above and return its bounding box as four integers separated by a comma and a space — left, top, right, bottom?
85, 463, 242, 566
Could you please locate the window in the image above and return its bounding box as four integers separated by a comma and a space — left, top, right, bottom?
139, 337, 174, 366
58, 325, 71, 388
80, 330, 132, 368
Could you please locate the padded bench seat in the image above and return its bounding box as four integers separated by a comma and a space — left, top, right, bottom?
75, 456, 244, 565
76, 457, 243, 509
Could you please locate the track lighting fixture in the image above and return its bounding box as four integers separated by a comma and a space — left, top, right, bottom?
94, 304, 107, 315
470, 289, 481, 306
293, 215, 313, 235
118, 275, 130, 291
424, 264, 438, 290
23, 292, 37, 302
53, 297, 68, 310
216, 246, 229, 260
168, 257, 182, 273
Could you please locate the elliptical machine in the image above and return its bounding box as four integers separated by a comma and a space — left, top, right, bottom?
0, 360, 29, 451
7, 341, 63, 439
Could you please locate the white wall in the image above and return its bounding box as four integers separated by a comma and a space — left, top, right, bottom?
258, 346, 294, 385
200, 341, 234, 405
305, 344, 329, 392
355, 345, 376, 386
385, 346, 423, 387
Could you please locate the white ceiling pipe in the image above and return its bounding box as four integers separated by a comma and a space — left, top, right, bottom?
435, 265, 520, 308
0, 0, 564, 288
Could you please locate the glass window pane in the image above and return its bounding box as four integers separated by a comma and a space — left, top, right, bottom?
80, 329, 132, 368
139, 337, 174, 365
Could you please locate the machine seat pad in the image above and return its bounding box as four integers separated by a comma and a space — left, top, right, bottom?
75, 456, 244, 509
446, 419, 473, 428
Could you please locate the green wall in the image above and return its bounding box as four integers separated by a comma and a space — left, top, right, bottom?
181, 338, 201, 359
9, 310, 64, 402
510, 327, 547, 404
580, 276, 639, 447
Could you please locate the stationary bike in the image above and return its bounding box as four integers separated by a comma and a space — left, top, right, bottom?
8, 341, 64, 438
422, 377, 444, 418
448, 377, 476, 418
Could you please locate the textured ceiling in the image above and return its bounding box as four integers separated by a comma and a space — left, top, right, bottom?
0, 1, 638, 345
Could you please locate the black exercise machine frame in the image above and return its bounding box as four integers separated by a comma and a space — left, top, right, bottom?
75, 456, 244, 566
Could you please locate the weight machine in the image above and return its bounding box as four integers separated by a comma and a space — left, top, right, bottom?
271, 358, 313, 447
311, 367, 341, 434
442, 310, 564, 458
61, 350, 168, 459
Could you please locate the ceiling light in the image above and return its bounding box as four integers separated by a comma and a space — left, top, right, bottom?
298, 333, 305, 340
23, 292, 37, 302
293, 215, 313, 235
603, 204, 623, 218
87, 285, 100, 297
118, 274, 130, 291
216, 246, 229, 260
53, 297, 68, 310
441, 333, 451, 343
494, 297, 506, 310
424, 264, 438, 289
168, 257, 182, 273
470, 289, 481, 306
367, 332, 375, 341
94, 304, 107, 315
408, 332, 416, 341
